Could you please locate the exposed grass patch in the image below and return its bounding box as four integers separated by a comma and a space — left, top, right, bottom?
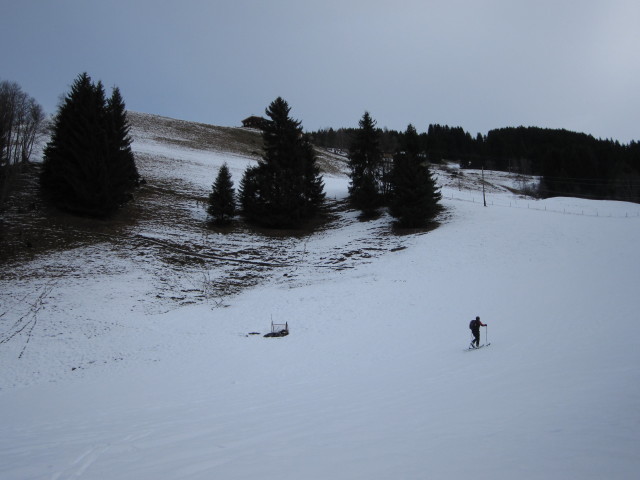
0, 113, 411, 307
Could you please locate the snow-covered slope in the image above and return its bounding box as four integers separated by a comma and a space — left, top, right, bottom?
1, 113, 639, 479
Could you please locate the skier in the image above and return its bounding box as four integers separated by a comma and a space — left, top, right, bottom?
469, 316, 487, 348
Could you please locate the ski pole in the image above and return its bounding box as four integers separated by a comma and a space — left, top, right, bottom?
486, 324, 489, 345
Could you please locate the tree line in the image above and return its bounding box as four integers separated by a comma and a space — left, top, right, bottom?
207, 105, 441, 229
311, 124, 640, 203
13, 69, 637, 234
5, 72, 436, 230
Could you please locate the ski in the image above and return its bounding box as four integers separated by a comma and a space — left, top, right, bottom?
466, 343, 490, 351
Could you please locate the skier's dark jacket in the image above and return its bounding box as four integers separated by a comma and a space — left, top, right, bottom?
469, 318, 486, 334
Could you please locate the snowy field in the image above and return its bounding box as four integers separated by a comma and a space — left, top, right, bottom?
1, 113, 639, 479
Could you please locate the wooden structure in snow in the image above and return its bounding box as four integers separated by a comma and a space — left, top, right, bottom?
264, 321, 289, 337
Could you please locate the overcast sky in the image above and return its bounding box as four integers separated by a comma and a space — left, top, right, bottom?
2, 0, 639, 142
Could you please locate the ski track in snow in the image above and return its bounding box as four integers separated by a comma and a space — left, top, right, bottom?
1, 113, 640, 479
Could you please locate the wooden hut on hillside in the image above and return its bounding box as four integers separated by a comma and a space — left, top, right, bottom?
241, 116, 268, 130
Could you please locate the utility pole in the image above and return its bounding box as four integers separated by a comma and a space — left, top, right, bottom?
482, 164, 487, 207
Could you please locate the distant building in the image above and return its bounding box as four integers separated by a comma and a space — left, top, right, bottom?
242, 116, 268, 130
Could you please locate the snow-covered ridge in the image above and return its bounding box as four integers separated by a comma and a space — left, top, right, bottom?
1, 111, 639, 479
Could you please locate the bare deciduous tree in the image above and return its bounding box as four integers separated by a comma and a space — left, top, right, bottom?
0, 80, 45, 208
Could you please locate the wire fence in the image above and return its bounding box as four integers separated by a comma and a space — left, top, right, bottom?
442, 190, 640, 218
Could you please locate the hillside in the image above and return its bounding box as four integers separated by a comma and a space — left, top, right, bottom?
1, 112, 639, 479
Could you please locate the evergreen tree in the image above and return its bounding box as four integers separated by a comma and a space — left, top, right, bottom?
238, 164, 259, 215
41, 73, 139, 217
300, 132, 325, 214
347, 111, 384, 216
240, 97, 324, 227
389, 124, 442, 227
208, 163, 236, 224
106, 87, 139, 199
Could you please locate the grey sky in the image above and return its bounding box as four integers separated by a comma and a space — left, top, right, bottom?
2, 0, 639, 142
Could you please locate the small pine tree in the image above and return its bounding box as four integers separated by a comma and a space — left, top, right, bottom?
348, 111, 384, 216
41, 73, 138, 217
389, 124, 442, 228
208, 163, 236, 224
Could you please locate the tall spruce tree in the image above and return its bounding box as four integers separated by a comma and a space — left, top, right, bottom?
348, 111, 384, 216
389, 124, 442, 227
208, 163, 236, 225
240, 97, 324, 228
41, 73, 138, 217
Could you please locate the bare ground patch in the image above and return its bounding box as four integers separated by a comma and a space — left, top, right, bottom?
0, 158, 409, 312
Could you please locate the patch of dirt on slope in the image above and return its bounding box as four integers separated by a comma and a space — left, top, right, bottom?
0, 114, 414, 311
